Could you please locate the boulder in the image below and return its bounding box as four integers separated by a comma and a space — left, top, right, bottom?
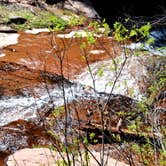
6, 148, 129, 166
0, 119, 52, 163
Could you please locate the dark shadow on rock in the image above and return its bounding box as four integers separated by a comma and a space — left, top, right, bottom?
0, 119, 54, 165
46, 0, 64, 5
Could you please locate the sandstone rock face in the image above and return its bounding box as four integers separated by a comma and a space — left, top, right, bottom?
62, 0, 100, 19
0, 1, 165, 166
6, 148, 129, 166
47, 94, 149, 146
45, 0, 100, 19
0, 0, 100, 19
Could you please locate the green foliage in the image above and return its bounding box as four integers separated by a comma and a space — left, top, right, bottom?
67, 14, 85, 26
109, 59, 116, 72
157, 46, 166, 52
146, 37, 155, 46
0, 5, 33, 29
138, 23, 151, 38
86, 32, 96, 44
148, 64, 166, 103
80, 42, 87, 49
131, 143, 141, 154
89, 132, 98, 144
89, 20, 100, 33
56, 160, 68, 166
159, 151, 166, 166
83, 137, 89, 145
113, 21, 129, 41
113, 21, 151, 42
0, 5, 66, 30
102, 19, 111, 35
115, 134, 121, 142
89, 19, 110, 36
83, 150, 90, 166
97, 67, 104, 77
53, 106, 65, 117
131, 141, 156, 165
29, 11, 66, 30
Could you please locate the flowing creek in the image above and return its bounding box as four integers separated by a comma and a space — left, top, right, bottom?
0, 29, 165, 126
0, 28, 165, 164
0, 30, 121, 127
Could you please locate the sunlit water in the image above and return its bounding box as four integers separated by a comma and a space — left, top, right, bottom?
0, 82, 98, 126
126, 28, 166, 56
74, 54, 148, 100
0, 28, 165, 127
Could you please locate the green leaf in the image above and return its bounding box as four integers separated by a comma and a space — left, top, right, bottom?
129, 29, 137, 37
97, 67, 104, 77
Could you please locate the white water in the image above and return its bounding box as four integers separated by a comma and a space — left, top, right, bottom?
125, 42, 166, 56
0, 82, 97, 126
74, 54, 151, 101
125, 28, 166, 56
0, 28, 165, 127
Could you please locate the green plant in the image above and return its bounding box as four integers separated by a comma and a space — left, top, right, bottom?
56, 160, 68, 166
86, 32, 96, 44
113, 21, 129, 41
37, 16, 164, 166
148, 63, 166, 103
67, 14, 85, 26
113, 21, 151, 42
102, 19, 111, 35
89, 20, 100, 33
0, 4, 67, 30
29, 11, 66, 30
89, 19, 110, 35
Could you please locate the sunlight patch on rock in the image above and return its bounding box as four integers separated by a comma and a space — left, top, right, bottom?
0, 33, 19, 48
89, 49, 105, 54
7, 148, 129, 166
25, 28, 50, 34
0, 53, 6, 57
56, 30, 102, 38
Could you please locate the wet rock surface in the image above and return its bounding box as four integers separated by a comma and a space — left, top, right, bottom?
150, 28, 166, 48
0, 1, 165, 166
47, 95, 145, 141
1, 31, 118, 79
0, 60, 72, 97
0, 27, 119, 126
0, 30, 165, 165
0, 32, 19, 49
0, 60, 91, 126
